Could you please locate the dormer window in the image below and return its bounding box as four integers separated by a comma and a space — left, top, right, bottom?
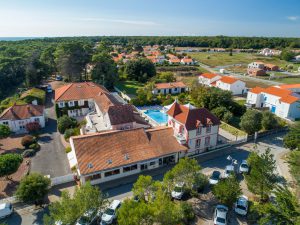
196, 126, 201, 135
206, 125, 211, 133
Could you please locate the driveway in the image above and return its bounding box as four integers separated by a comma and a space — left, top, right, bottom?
30, 92, 71, 177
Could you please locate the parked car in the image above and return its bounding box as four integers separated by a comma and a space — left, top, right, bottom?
101, 200, 121, 224
171, 182, 185, 200
239, 160, 249, 174
223, 165, 235, 178
76, 208, 100, 225
55, 75, 63, 81
234, 195, 249, 216
0, 203, 13, 219
213, 205, 228, 225
47, 85, 53, 93
209, 171, 221, 185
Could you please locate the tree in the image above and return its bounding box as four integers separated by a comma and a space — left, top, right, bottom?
132, 175, 160, 202
212, 176, 242, 208
283, 122, 300, 151
0, 153, 23, 179
156, 72, 176, 83
91, 52, 118, 88
287, 150, 300, 186
245, 148, 277, 201
163, 157, 203, 192
240, 110, 262, 134
21, 135, 36, 148
0, 124, 10, 139
125, 58, 156, 83
16, 173, 50, 205
280, 49, 295, 61
261, 111, 278, 130
44, 182, 107, 225
57, 115, 77, 134
257, 186, 300, 225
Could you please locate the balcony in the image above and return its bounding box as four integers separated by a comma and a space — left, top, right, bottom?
174, 133, 186, 145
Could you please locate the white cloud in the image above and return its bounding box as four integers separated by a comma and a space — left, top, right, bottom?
287, 16, 298, 21
75, 17, 161, 26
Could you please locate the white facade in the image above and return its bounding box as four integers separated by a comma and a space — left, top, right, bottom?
216, 80, 246, 95
198, 75, 221, 86
152, 86, 187, 95
295, 55, 300, 62
248, 62, 265, 70
57, 99, 95, 118
0, 115, 45, 133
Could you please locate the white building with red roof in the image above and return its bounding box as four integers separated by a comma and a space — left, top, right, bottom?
166, 101, 220, 155
152, 82, 188, 95
215, 76, 246, 95
246, 85, 300, 120
198, 73, 221, 86
0, 104, 45, 133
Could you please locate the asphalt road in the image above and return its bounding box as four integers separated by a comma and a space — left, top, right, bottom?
30, 92, 71, 177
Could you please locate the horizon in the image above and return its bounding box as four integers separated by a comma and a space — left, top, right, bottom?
0, 0, 300, 37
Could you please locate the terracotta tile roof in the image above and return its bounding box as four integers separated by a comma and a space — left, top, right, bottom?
249, 86, 265, 94
169, 58, 181, 63
55, 82, 109, 101
280, 95, 299, 104
264, 63, 277, 68
0, 104, 44, 121
218, 76, 239, 84
71, 127, 187, 175
181, 58, 193, 63
107, 105, 136, 125
278, 84, 300, 90
155, 82, 187, 89
94, 92, 121, 113
263, 86, 292, 98
166, 102, 220, 130
199, 73, 219, 79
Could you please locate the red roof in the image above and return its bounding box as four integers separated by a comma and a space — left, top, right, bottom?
0, 104, 44, 121
218, 76, 239, 84
280, 95, 299, 104
169, 58, 181, 63
181, 58, 193, 63
166, 102, 220, 130
199, 73, 219, 79
155, 82, 187, 89
278, 84, 300, 90
55, 82, 108, 101
263, 86, 292, 98
249, 86, 265, 94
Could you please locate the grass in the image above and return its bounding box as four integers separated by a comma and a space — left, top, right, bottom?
20, 88, 46, 105
234, 99, 246, 106
114, 80, 144, 96
274, 77, 300, 84
220, 122, 246, 136
188, 52, 290, 68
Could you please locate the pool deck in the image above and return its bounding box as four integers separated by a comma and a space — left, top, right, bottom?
137, 106, 168, 127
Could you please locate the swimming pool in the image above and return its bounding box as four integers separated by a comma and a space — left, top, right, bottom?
144, 109, 168, 124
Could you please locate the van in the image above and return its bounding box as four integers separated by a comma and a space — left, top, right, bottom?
0, 203, 13, 218
101, 200, 121, 224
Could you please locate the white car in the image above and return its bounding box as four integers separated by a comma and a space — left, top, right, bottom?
209, 171, 221, 185
223, 165, 235, 178
239, 160, 249, 174
0, 203, 13, 219
234, 195, 249, 216
76, 208, 99, 225
171, 182, 185, 200
101, 200, 121, 224
213, 205, 228, 225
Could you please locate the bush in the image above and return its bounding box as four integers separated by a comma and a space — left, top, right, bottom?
29, 143, 40, 151
240, 110, 262, 134
65, 147, 72, 153
21, 135, 36, 148
0, 153, 23, 178
57, 115, 77, 134
261, 111, 279, 130
20, 88, 46, 105
0, 124, 10, 139
26, 122, 41, 133
180, 202, 195, 223
64, 128, 80, 140
223, 111, 233, 123
22, 149, 36, 158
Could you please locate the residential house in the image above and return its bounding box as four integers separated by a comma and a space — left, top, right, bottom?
215, 76, 246, 95
264, 64, 279, 71
246, 85, 300, 120
152, 82, 188, 95
68, 127, 188, 185
198, 73, 221, 86
180, 57, 194, 65
0, 104, 45, 133
248, 62, 265, 70
247, 68, 266, 76
168, 58, 181, 65
166, 101, 220, 155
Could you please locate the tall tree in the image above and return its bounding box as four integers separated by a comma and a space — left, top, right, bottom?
283, 122, 300, 151
0, 153, 23, 180
261, 111, 279, 130
240, 110, 263, 134
245, 148, 277, 201
125, 58, 156, 83
91, 53, 118, 88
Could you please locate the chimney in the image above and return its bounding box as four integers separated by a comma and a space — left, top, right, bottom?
27, 105, 32, 115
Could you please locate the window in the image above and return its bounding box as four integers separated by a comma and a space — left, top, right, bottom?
206, 126, 211, 133
34, 118, 40, 123
149, 161, 156, 166
78, 100, 84, 106
104, 169, 120, 177
195, 139, 201, 148
123, 164, 138, 173
174, 88, 177, 91
205, 136, 210, 146
196, 127, 202, 135
58, 102, 65, 108
2, 121, 8, 125
86, 173, 101, 181
68, 101, 74, 107
264, 96, 267, 101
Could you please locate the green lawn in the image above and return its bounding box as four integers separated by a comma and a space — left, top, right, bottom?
114, 80, 144, 95
188, 52, 290, 68
220, 122, 246, 136
274, 77, 300, 84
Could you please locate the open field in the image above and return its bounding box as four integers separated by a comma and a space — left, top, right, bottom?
274, 77, 300, 84
115, 80, 143, 95
188, 52, 290, 67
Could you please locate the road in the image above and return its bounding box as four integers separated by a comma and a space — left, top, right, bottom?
3, 132, 290, 225
31, 92, 71, 177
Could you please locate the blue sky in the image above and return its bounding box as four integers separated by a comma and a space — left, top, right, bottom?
0, 0, 300, 37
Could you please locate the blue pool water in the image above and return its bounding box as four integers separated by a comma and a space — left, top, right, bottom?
144, 109, 168, 124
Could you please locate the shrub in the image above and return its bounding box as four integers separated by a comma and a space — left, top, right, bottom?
29, 143, 40, 151
261, 111, 279, 130
26, 122, 41, 133
64, 128, 80, 140
22, 149, 36, 158
20, 88, 46, 105
21, 135, 36, 148
180, 202, 195, 223
65, 147, 72, 153
0, 153, 23, 178
57, 115, 77, 134
0, 124, 10, 139
240, 110, 262, 134
222, 111, 233, 123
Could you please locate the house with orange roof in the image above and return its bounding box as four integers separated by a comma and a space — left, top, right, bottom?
152, 82, 188, 95
168, 57, 181, 65
198, 73, 222, 86
180, 57, 194, 65
166, 101, 220, 155
0, 104, 45, 133
246, 85, 300, 120
215, 76, 246, 95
